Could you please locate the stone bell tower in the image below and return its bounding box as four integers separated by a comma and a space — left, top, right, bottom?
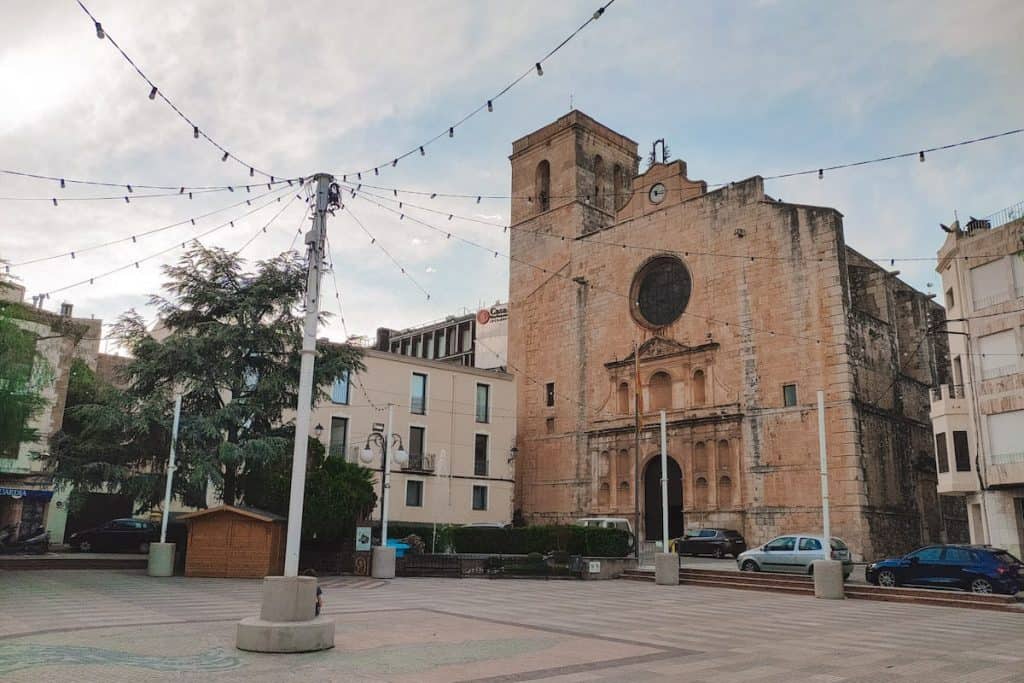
507, 111, 639, 521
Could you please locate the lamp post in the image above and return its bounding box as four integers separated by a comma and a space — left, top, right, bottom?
358, 404, 406, 578
314, 423, 324, 444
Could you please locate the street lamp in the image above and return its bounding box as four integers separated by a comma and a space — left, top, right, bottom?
357, 405, 406, 579
314, 423, 324, 440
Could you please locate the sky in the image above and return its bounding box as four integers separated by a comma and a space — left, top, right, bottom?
1, 0, 1022, 352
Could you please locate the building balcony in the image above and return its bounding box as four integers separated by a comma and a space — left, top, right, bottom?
402, 453, 436, 474
988, 451, 1024, 487
937, 470, 979, 495
930, 384, 968, 420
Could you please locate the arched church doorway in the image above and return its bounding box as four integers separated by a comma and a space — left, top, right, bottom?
643, 456, 683, 540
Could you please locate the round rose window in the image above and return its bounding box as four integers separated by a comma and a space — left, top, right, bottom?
630, 256, 692, 328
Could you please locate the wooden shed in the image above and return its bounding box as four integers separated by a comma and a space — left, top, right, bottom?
179, 505, 286, 578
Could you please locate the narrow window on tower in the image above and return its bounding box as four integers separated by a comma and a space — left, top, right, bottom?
535, 160, 551, 212
545, 382, 555, 407
782, 384, 798, 407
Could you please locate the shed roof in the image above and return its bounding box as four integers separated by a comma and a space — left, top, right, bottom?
177, 504, 285, 523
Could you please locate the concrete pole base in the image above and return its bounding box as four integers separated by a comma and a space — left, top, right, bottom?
147, 542, 176, 577
371, 546, 396, 579
235, 576, 334, 653
654, 552, 679, 585
812, 560, 845, 599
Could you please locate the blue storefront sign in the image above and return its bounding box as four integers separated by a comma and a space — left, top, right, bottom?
0, 487, 54, 501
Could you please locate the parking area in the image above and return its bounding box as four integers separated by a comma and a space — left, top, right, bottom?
1, 569, 1022, 681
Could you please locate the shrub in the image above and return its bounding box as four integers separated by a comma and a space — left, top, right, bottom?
450, 525, 630, 557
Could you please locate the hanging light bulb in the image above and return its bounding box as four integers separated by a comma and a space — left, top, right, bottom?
89, 278, 94, 285
818, 169, 823, 180
357, 172, 362, 180
247, 199, 252, 206
374, 168, 379, 176
60, 178, 65, 189
392, 159, 398, 167
448, 214, 453, 221
132, 236, 137, 243
134, 262, 140, 269
179, 187, 185, 194
419, 146, 425, 156
393, 189, 398, 197
919, 150, 925, 162
449, 127, 454, 138
399, 202, 403, 208
188, 192, 193, 199
477, 196, 482, 204
593, 7, 605, 19
222, 152, 229, 162
487, 100, 493, 112
193, 126, 200, 139
124, 196, 130, 203
191, 219, 195, 225
71, 252, 75, 259
230, 221, 234, 227
245, 185, 251, 192
400, 214, 405, 220
430, 193, 436, 199
95, 21, 104, 39
536, 62, 544, 76
228, 186, 234, 192
149, 86, 158, 100
127, 184, 133, 193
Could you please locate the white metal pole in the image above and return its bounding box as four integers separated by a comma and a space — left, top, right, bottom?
160, 392, 182, 544
659, 410, 669, 551
282, 173, 331, 577
817, 390, 831, 547
381, 403, 394, 545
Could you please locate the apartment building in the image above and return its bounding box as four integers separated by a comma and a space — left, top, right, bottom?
375, 302, 509, 371
309, 345, 516, 527
931, 205, 1024, 557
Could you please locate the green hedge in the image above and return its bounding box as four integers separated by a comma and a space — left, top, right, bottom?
451, 525, 631, 557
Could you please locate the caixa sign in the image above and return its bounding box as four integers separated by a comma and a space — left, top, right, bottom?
476, 304, 509, 325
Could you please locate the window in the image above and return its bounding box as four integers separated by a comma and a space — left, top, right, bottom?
970, 258, 1010, 309
597, 483, 610, 506
593, 154, 605, 208
692, 369, 706, 405
935, 432, 949, 473
474, 434, 489, 476
545, 417, 555, 434
978, 330, 1017, 379
649, 371, 672, 411
409, 426, 425, 463
461, 326, 472, 354
945, 288, 955, 310
988, 409, 1024, 463
410, 373, 427, 414
694, 477, 708, 508
718, 475, 733, 507
699, 529, 716, 538
943, 547, 973, 564
535, 160, 551, 212
412, 338, 420, 357
328, 417, 348, 459
330, 370, 350, 404
798, 537, 822, 551
952, 356, 964, 391
630, 256, 692, 328
952, 431, 971, 472
476, 383, 490, 423
472, 485, 488, 510
545, 382, 555, 407
765, 536, 796, 552
405, 480, 423, 507
617, 382, 630, 414
424, 334, 433, 359
909, 546, 943, 562
783, 384, 797, 407
693, 442, 707, 472
435, 331, 445, 358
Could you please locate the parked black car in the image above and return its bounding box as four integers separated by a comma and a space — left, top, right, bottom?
672, 528, 747, 559
866, 544, 1022, 595
68, 518, 159, 553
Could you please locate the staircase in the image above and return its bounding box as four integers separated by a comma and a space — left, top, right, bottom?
620, 567, 1023, 612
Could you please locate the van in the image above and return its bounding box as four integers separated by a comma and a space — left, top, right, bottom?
575, 517, 634, 535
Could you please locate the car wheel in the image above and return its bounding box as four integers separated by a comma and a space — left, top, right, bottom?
877, 569, 897, 588
969, 578, 993, 594
714, 547, 725, 559
741, 560, 759, 572
138, 541, 150, 554
79, 540, 93, 553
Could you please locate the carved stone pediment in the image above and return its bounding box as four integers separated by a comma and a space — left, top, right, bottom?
604, 337, 719, 368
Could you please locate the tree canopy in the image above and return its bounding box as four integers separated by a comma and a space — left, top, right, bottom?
45, 245, 364, 513
0, 304, 52, 458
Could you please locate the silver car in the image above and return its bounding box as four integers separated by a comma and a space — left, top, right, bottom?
737, 534, 853, 579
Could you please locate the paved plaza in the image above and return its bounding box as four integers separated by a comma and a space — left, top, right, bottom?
0, 570, 1022, 682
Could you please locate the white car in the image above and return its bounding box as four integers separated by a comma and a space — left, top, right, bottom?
575, 517, 634, 535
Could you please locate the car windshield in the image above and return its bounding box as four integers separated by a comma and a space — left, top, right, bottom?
993, 551, 1021, 565
829, 538, 848, 550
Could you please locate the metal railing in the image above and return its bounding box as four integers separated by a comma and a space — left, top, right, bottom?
985, 200, 1024, 229
402, 453, 435, 472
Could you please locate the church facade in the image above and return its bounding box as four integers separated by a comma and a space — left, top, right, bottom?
507, 111, 967, 560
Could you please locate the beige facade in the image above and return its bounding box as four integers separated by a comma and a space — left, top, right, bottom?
0, 282, 102, 542
308, 347, 515, 528
931, 209, 1024, 557
507, 111, 965, 561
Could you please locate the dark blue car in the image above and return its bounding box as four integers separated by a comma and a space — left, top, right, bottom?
866, 544, 1021, 595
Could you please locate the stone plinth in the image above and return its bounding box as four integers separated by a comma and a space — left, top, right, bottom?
235, 576, 334, 653
654, 553, 679, 585
147, 542, 175, 577
812, 560, 845, 599
371, 546, 396, 579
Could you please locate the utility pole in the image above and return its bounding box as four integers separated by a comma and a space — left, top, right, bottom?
380, 403, 394, 545
282, 173, 332, 577
160, 391, 182, 544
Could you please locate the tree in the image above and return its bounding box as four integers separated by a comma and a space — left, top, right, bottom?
44, 245, 363, 511
0, 306, 51, 457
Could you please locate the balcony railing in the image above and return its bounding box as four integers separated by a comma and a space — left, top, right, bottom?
930, 384, 966, 402
985, 200, 1024, 229
402, 453, 435, 473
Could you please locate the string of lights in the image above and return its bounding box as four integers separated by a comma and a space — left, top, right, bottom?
289, 183, 316, 252
348, 190, 846, 351
334, 0, 615, 180
340, 205, 432, 301
234, 189, 308, 253
10, 184, 294, 267
341, 180, 1016, 266
0, 167, 298, 193
337, 124, 1024, 205
0, 186, 252, 203
38, 188, 301, 299
75, 0, 283, 181
323, 233, 350, 340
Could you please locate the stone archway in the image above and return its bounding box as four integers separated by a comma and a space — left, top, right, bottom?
643, 456, 683, 540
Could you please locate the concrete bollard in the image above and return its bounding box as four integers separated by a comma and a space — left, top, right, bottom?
371, 546, 396, 579
147, 542, 176, 577
237, 576, 335, 652
812, 559, 845, 599
654, 552, 679, 586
